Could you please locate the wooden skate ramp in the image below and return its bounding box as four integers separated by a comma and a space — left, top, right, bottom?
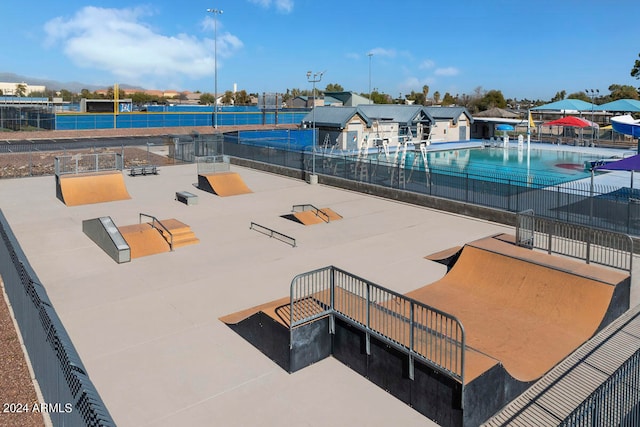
411, 236, 629, 383
118, 219, 199, 259
292, 207, 343, 225
198, 172, 252, 197
57, 172, 131, 206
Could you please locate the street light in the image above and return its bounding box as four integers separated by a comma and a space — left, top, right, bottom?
586, 89, 599, 146
368, 52, 373, 104
206, 8, 223, 129
306, 70, 324, 181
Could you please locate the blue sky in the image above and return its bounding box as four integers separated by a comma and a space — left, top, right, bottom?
2, 1, 640, 101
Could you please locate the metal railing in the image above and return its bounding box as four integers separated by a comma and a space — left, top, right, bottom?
0, 210, 115, 426
289, 266, 465, 407
249, 222, 296, 247
54, 152, 124, 176
559, 336, 640, 426
291, 204, 330, 222
139, 213, 173, 251
196, 154, 231, 174
516, 209, 633, 273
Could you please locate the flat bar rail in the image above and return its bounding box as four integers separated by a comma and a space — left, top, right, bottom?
516, 209, 633, 273
291, 204, 330, 222
289, 265, 465, 407
139, 213, 174, 251
249, 222, 296, 247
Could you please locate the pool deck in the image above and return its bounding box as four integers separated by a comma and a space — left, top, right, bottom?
2, 160, 639, 426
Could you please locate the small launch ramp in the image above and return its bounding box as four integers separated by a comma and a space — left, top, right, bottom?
56, 172, 131, 206
198, 172, 252, 197
118, 217, 199, 259
290, 204, 343, 225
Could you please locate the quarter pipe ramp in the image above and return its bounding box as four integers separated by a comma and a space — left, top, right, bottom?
56, 172, 131, 206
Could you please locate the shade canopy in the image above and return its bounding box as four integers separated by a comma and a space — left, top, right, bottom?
595, 154, 640, 172
598, 99, 640, 113
496, 124, 515, 131
532, 99, 597, 112
543, 116, 598, 128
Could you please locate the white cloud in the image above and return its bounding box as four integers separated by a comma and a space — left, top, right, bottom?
248, 0, 294, 13
368, 47, 396, 58
43, 6, 242, 87
419, 59, 435, 69
435, 67, 460, 76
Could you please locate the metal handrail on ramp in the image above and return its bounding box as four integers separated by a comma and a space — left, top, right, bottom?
139, 213, 174, 251
516, 209, 633, 274
289, 265, 466, 408
291, 204, 330, 222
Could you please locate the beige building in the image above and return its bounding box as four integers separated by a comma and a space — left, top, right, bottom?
0, 81, 46, 96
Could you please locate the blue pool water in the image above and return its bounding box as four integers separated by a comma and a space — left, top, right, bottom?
382, 146, 604, 185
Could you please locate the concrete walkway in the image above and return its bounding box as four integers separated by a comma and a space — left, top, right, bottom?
0, 163, 635, 426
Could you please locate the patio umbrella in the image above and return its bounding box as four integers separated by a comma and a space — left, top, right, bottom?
542, 116, 598, 128
496, 124, 515, 131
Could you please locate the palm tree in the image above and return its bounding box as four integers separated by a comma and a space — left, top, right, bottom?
15, 83, 27, 97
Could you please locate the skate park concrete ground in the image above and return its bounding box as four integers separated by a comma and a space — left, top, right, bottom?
2, 162, 639, 426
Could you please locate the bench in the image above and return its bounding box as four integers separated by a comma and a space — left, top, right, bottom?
175, 191, 198, 206
129, 165, 158, 176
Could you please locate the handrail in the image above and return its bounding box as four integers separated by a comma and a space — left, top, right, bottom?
139, 213, 174, 250
289, 265, 465, 409
291, 204, 330, 223
250, 222, 296, 247
515, 210, 633, 274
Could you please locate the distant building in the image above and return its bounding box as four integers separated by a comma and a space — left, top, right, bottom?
0, 81, 46, 96
301, 104, 473, 151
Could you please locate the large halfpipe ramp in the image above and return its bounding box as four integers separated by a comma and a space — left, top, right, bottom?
221, 234, 630, 426
198, 172, 252, 197
56, 172, 131, 206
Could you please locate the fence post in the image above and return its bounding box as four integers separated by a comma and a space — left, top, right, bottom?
365, 283, 371, 355
586, 228, 591, 265
548, 221, 553, 255
329, 268, 335, 335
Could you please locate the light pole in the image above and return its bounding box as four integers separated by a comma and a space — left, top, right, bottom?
586, 89, 599, 146
306, 70, 324, 182
207, 8, 223, 129
368, 52, 373, 104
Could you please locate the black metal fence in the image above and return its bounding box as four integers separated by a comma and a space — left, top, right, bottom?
0, 210, 115, 426
209, 137, 640, 236
559, 337, 640, 427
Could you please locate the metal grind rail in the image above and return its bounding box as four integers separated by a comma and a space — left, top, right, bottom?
249, 222, 296, 247
139, 213, 174, 251
289, 265, 466, 408
291, 204, 330, 222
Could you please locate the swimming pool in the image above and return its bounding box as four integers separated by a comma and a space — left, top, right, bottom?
377, 146, 605, 186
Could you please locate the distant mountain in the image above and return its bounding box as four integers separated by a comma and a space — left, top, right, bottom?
0, 72, 144, 93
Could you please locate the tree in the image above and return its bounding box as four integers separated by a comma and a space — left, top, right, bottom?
422, 85, 430, 104
433, 91, 441, 104
551, 90, 566, 102
405, 90, 426, 105
15, 83, 27, 97
477, 90, 507, 110
442, 93, 457, 106
325, 83, 343, 92
567, 91, 590, 102
631, 53, 640, 80
199, 93, 216, 105
221, 90, 234, 105
608, 84, 639, 100
234, 90, 252, 105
